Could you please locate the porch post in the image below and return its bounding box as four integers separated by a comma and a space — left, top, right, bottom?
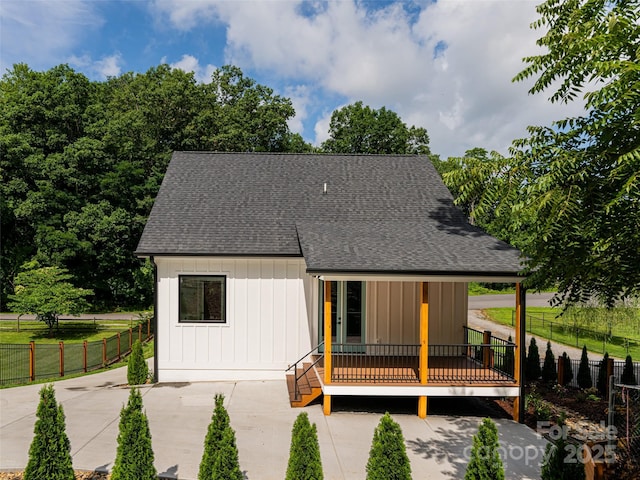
323, 281, 332, 416
513, 283, 526, 423
418, 282, 429, 418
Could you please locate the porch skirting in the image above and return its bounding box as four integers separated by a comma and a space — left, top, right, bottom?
322, 384, 520, 397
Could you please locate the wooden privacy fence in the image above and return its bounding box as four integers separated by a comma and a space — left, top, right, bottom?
0, 319, 152, 386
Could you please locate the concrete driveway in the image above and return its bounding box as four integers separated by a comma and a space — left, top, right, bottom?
0, 362, 547, 480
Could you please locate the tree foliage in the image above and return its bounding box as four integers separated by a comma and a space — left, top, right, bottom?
577, 346, 593, 390
540, 416, 585, 480
199, 394, 231, 480
8, 262, 92, 334
1, 63, 299, 310
442, 0, 640, 307
542, 341, 558, 384
24, 384, 74, 480
621, 354, 637, 385
464, 418, 505, 480
366, 412, 412, 480
560, 352, 574, 386
321, 101, 431, 155
286, 412, 323, 480
127, 339, 148, 385
111, 388, 156, 480
597, 351, 610, 395
526, 337, 542, 382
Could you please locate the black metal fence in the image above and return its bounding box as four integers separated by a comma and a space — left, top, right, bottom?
540, 356, 640, 390
0, 320, 153, 386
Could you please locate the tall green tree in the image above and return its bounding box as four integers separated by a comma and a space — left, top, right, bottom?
577, 346, 593, 390
443, 0, 640, 307
24, 384, 74, 480
8, 262, 92, 334
321, 101, 430, 155
199, 394, 230, 480
1, 62, 300, 309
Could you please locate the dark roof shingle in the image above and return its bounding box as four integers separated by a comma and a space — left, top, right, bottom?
136, 152, 523, 275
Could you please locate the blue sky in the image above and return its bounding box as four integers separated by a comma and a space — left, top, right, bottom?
1, 0, 585, 157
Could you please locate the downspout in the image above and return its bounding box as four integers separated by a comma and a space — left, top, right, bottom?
150, 256, 159, 383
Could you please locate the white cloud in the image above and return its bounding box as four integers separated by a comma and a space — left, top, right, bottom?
68, 53, 123, 79
0, 0, 103, 73
144, 1, 592, 156
166, 54, 217, 83
285, 85, 312, 134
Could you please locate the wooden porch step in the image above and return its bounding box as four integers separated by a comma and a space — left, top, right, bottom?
286, 363, 322, 408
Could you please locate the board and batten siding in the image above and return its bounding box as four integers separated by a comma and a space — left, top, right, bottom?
366, 281, 468, 345
155, 257, 314, 382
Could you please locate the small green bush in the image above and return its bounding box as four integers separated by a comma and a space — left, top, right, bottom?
577, 346, 592, 390
366, 412, 411, 480
560, 352, 573, 386
24, 384, 74, 480
211, 423, 243, 480
596, 352, 610, 395
542, 341, 557, 384
127, 339, 148, 385
465, 418, 504, 480
111, 388, 156, 480
504, 336, 515, 376
525, 337, 541, 382
286, 412, 323, 480
540, 416, 585, 480
621, 355, 637, 385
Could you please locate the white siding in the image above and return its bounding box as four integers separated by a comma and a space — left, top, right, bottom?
155, 257, 312, 382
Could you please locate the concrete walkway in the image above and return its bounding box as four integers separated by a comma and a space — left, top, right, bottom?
1, 362, 547, 480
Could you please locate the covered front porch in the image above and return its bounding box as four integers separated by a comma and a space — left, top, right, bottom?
287, 278, 527, 421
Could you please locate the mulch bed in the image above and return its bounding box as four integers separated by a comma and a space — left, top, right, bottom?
0, 472, 108, 480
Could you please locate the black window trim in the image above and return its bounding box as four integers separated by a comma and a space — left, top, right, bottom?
178, 274, 227, 324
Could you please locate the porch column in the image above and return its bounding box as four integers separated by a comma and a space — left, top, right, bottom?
513, 283, 526, 423
418, 282, 429, 418
323, 281, 332, 416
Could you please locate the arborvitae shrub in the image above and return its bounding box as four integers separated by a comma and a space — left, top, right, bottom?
596, 352, 610, 395
525, 337, 541, 382
24, 384, 74, 480
127, 339, 148, 385
560, 353, 573, 386
540, 416, 585, 480
542, 341, 557, 384
464, 418, 505, 480
111, 388, 156, 480
621, 355, 637, 385
366, 412, 411, 480
199, 394, 237, 480
577, 346, 592, 390
286, 412, 323, 480
211, 423, 243, 480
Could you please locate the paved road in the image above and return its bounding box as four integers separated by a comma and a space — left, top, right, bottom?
468, 292, 555, 309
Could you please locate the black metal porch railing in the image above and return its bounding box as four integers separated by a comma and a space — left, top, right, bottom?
328, 339, 516, 384
331, 344, 420, 383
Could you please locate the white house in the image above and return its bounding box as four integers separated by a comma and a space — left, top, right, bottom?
136, 152, 527, 419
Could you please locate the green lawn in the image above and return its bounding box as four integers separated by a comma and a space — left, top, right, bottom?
483, 307, 640, 359
0, 319, 145, 344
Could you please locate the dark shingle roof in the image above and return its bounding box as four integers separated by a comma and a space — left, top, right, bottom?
136, 152, 523, 276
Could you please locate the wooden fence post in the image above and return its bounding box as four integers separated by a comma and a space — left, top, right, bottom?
606, 358, 614, 398
147, 318, 151, 338
29, 341, 35, 382
102, 338, 107, 366
59, 341, 64, 377
129, 328, 133, 350
83, 341, 88, 373
138, 324, 142, 342
558, 356, 565, 386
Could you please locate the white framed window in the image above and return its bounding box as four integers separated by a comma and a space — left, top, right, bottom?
179, 275, 226, 323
